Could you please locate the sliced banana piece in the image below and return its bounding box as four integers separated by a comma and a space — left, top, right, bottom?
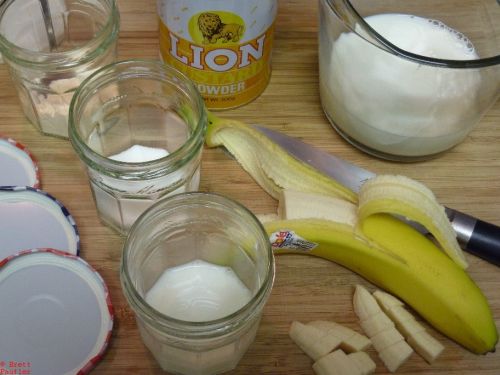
353, 285, 413, 372
307, 320, 371, 352
348, 351, 376, 375
378, 341, 414, 373
373, 290, 404, 309
408, 331, 445, 364
279, 190, 358, 226
353, 284, 383, 320
256, 213, 281, 224
358, 174, 468, 269
313, 349, 362, 375
371, 327, 405, 352
360, 312, 395, 337
374, 290, 444, 363
289, 321, 342, 361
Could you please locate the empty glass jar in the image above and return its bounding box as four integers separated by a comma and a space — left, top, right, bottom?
0, 0, 119, 138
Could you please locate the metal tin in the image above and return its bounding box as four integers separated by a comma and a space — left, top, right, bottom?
158, 0, 278, 110
0, 249, 113, 375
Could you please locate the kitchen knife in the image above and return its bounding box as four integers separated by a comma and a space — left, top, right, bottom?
253, 125, 500, 266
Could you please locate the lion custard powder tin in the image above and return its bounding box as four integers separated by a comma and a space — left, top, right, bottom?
158, 0, 278, 109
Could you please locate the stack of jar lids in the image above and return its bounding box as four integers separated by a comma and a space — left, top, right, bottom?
0, 136, 113, 374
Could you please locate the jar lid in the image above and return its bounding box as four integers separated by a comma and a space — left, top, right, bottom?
0, 187, 79, 260
0, 136, 40, 188
0, 249, 113, 375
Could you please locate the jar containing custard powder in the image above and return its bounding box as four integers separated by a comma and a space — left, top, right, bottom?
157, 0, 278, 110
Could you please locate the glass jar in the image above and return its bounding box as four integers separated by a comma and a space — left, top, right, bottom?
121, 192, 275, 375
319, 0, 500, 161
0, 0, 119, 138
69, 60, 206, 234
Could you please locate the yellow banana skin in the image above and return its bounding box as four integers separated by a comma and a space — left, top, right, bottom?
265, 217, 498, 354
206, 112, 357, 203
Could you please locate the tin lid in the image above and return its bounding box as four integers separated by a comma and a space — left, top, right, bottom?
0, 137, 40, 188
0, 187, 79, 260
0, 249, 114, 375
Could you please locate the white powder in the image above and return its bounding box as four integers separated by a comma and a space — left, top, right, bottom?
35, 77, 84, 138
109, 145, 169, 163
321, 13, 482, 157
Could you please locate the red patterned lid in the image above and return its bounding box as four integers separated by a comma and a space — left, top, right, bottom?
0, 249, 113, 375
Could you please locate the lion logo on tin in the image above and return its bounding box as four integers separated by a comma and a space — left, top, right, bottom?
197, 12, 244, 44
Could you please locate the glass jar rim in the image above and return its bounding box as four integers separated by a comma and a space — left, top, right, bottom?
325, 0, 500, 69
68, 59, 207, 180
0, 0, 119, 68
120, 192, 275, 339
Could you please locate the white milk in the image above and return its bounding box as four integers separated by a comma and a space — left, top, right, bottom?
109, 145, 169, 163
320, 14, 481, 157
146, 259, 252, 322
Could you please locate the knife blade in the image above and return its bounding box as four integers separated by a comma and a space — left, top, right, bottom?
253, 125, 500, 266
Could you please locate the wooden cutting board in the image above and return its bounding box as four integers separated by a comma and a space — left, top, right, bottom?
0, 0, 499, 374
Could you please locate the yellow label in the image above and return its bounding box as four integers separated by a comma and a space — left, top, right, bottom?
159, 10, 274, 109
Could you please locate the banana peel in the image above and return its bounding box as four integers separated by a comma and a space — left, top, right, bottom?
206, 112, 357, 203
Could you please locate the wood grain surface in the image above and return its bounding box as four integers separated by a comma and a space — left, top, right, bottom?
1, 0, 499, 374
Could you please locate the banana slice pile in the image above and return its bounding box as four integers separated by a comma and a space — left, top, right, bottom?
290, 285, 445, 374
289, 320, 374, 375
205, 113, 498, 355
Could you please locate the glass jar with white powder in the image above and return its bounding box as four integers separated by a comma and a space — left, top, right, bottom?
121, 192, 275, 375
69, 60, 206, 234
319, 0, 499, 161
0, 0, 119, 138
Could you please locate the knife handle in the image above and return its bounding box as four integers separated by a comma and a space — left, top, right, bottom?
447, 208, 500, 266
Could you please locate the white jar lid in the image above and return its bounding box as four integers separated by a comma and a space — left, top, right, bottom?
0, 249, 113, 375
0, 137, 40, 188
0, 187, 79, 260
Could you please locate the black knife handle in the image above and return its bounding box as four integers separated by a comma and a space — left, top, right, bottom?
446, 208, 500, 266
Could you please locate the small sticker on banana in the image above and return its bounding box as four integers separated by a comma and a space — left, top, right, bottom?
270, 230, 318, 252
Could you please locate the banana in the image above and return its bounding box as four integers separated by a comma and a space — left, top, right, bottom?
358, 174, 467, 269
307, 320, 371, 352
205, 112, 357, 203
204, 113, 497, 354
265, 217, 498, 354
312, 349, 363, 375
374, 290, 444, 363
353, 285, 413, 372
347, 352, 376, 375
289, 321, 342, 361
